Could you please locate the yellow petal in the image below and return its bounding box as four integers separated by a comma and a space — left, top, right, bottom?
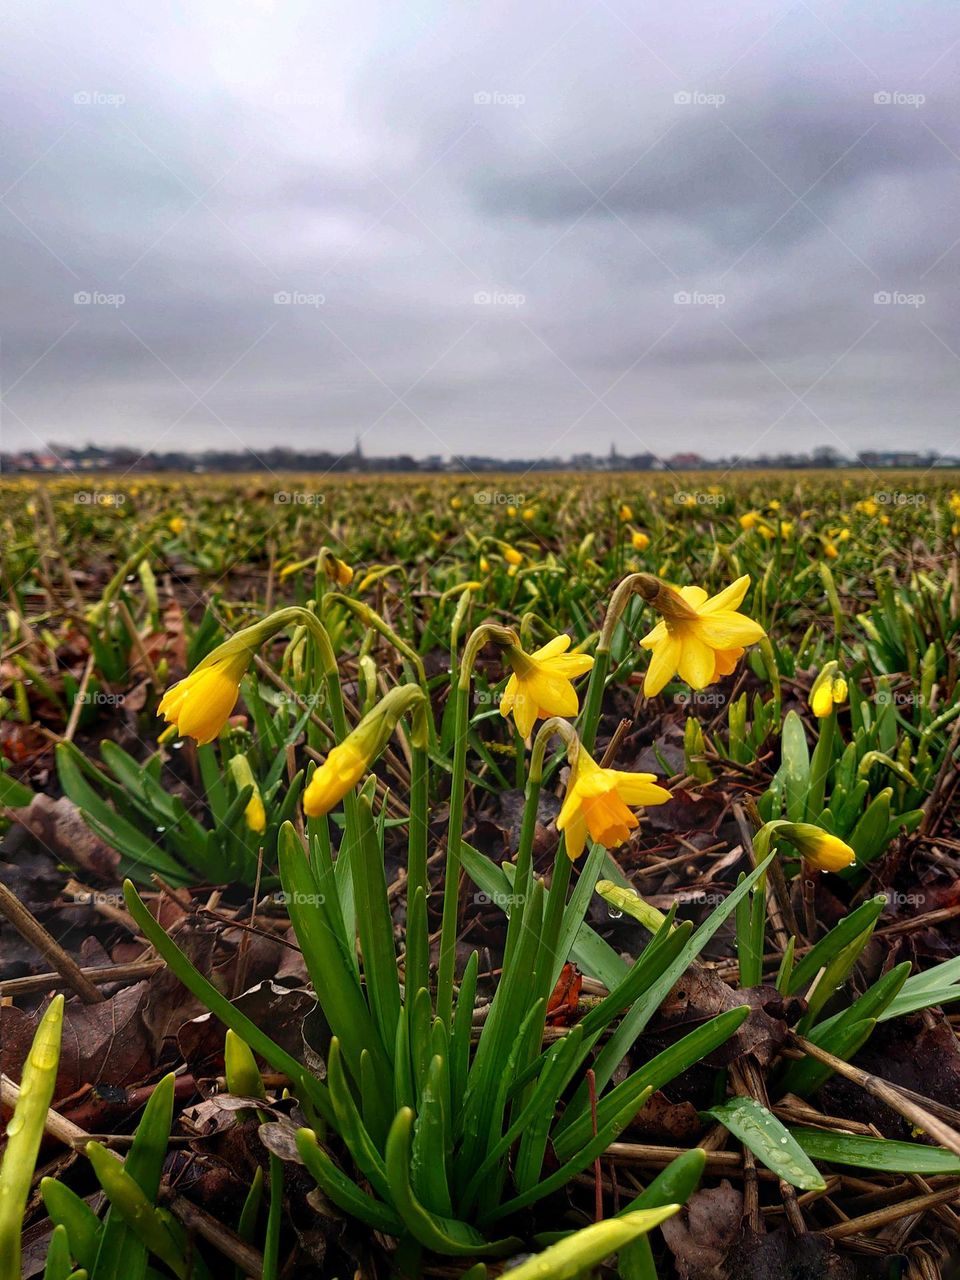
611, 772, 672, 806
643, 632, 681, 696
695, 612, 766, 648
699, 575, 751, 616
677, 633, 716, 689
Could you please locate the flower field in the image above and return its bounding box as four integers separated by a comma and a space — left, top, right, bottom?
1, 468, 960, 1279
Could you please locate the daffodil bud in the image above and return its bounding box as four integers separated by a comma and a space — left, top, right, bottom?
758, 820, 855, 873
809, 661, 848, 718
303, 685, 428, 816
227, 754, 266, 834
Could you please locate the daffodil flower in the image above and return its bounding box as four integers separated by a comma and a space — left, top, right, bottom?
158, 648, 251, 744
639, 575, 765, 697
323, 555, 354, 587
557, 747, 670, 859
631, 529, 650, 551
499, 636, 594, 739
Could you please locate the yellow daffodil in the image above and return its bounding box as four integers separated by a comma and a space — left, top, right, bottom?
503, 545, 523, 567
303, 740, 368, 816
639, 575, 766, 697
783, 822, 855, 872
507, 505, 517, 517
522, 506, 535, 520
824, 542, 838, 559
450, 496, 463, 510
810, 662, 848, 718
303, 686, 427, 816
158, 648, 252, 744
855, 498, 879, 517
557, 747, 671, 859
479, 556, 490, 573
323, 555, 354, 587
739, 511, 761, 530
631, 530, 650, 551
500, 636, 594, 739
619, 504, 633, 522
168, 516, 185, 535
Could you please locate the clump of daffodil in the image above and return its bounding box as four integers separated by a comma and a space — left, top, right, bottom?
557, 744, 670, 859
855, 498, 879, 517
637, 575, 766, 696
303, 686, 428, 817
228, 753, 266, 834
631, 529, 650, 551
809, 661, 848, 718
499, 635, 594, 739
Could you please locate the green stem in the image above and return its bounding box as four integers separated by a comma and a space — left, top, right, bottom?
437, 622, 518, 1027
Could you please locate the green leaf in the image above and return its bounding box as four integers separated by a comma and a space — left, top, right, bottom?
791, 1127, 960, 1176
786, 897, 886, 996
706, 1097, 825, 1190
296, 1128, 402, 1235
385, 1110, 520, 1256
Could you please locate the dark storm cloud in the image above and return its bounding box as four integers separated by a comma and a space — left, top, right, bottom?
2, 0, 960, 460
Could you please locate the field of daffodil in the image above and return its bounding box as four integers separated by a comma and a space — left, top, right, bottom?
1, 468, 960, 1280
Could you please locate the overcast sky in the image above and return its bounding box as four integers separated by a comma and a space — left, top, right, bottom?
2, 1, 959, 462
